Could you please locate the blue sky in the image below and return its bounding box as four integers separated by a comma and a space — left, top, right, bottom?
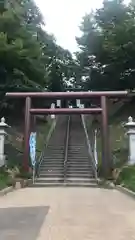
35, 0, 130, 52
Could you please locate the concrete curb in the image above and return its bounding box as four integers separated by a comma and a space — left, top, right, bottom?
97, 179, 115, 189
0, 179, 32, 196
116, 185, 135, 199
0, 186, 14, 196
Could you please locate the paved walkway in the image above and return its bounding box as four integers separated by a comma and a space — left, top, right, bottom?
0, 187, 135, 239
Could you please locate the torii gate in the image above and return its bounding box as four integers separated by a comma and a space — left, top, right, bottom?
6, 91, 128, 178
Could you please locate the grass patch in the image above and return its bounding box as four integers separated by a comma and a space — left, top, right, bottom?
0, 174, 9, 190
0, 165, 33, 190
116, 166, 135, 192
88, 101, 135, 179
0, 170, 11, 190
36, 118, 52, 158
96, 113, 129, 171
89, 110, 135, 191
0, 116, 55, 189
5, 117, 53, 168
109, 121, 128, 169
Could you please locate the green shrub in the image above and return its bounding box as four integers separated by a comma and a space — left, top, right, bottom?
116, 166, 135, 192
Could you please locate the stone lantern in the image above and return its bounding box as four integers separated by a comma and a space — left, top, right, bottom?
0, 117, 8, 167
125, 116, 135, 165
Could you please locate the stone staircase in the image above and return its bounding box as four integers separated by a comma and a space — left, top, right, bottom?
65, 115, 97, 187
34, 114, 97, 187
34, 116, 67, 186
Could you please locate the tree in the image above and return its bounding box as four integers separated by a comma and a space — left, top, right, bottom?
0, 0, 74, 114
76, 0, 135, 91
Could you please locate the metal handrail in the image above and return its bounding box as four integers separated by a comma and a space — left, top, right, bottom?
64, 115, 70, 182
94, 129, 98, 166
81, 114, 98, 180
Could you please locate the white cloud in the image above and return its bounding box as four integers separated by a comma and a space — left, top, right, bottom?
35, 0, 130, 52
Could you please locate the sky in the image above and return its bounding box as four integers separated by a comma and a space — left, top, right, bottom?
35, 0, 129, 53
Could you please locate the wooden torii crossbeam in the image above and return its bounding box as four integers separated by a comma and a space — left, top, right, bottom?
6, 91, 128, 178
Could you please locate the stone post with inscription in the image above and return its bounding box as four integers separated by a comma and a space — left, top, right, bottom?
56, 100, 61, 108
76, 99, 81, 107
125, 116, 135, 165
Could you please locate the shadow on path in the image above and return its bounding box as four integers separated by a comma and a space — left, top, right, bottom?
0, 206, 49, 240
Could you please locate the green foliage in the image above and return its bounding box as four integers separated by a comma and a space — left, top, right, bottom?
116, 166, 135, 192
0, 166, 12, 189
0, 0, 74, 114
76, 0, 135, 91
0, 2, 45, 88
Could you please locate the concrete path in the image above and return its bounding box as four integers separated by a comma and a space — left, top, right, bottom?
0, 187, 135, 239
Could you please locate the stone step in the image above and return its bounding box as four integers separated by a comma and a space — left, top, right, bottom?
42, 161, 64, 163
66, 178, 96, 183
66, 168, 93, 172
39, 173, 64, 178
63, 182, 98, 187
70, 159, 92, 162
40, 165, 64, 169
32, 182, 65, 187
40, 167, 64, 171
35, 115, 97, 186
67, 160, 91, 163
42, 158, 64, 161
45, 146, 64, 148
32, 182, 98, 188
66, 173, 94, 178
67, 156, 89, 158
67, 163, 92, 167
68, 150, 89, 153
68, 154, 90, 157
67, 162, 93, 166
41, 160, 64, 163
41, 162, 64, 165
43, 155, 64, 157
39, 172, 64, 177
68, 150, 89, 152
35, 177, 64, 184
67, 154, 89, 157
43, 155, 64, 158
67, 164, 91, 167
68, 146, 87, 148
67, 158, 90, 161
44, 151, 64, 154
66, 170, 93, 174
41, 161, 64, 164
44, 150, 64, 152
67, 157, 90, 159
40, 169, 64, 174
68, 145, 86, 147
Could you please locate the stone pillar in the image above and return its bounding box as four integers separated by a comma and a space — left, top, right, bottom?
79, 104, 84, 108
125, 116, 135, 165
76, 99, 80, 108
0, 117, 8, 167
51, 103, 55, 119
56, 100, 61, 108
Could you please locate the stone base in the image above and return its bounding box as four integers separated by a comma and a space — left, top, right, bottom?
0, 155, 5, 167
15, 179, 30, 189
